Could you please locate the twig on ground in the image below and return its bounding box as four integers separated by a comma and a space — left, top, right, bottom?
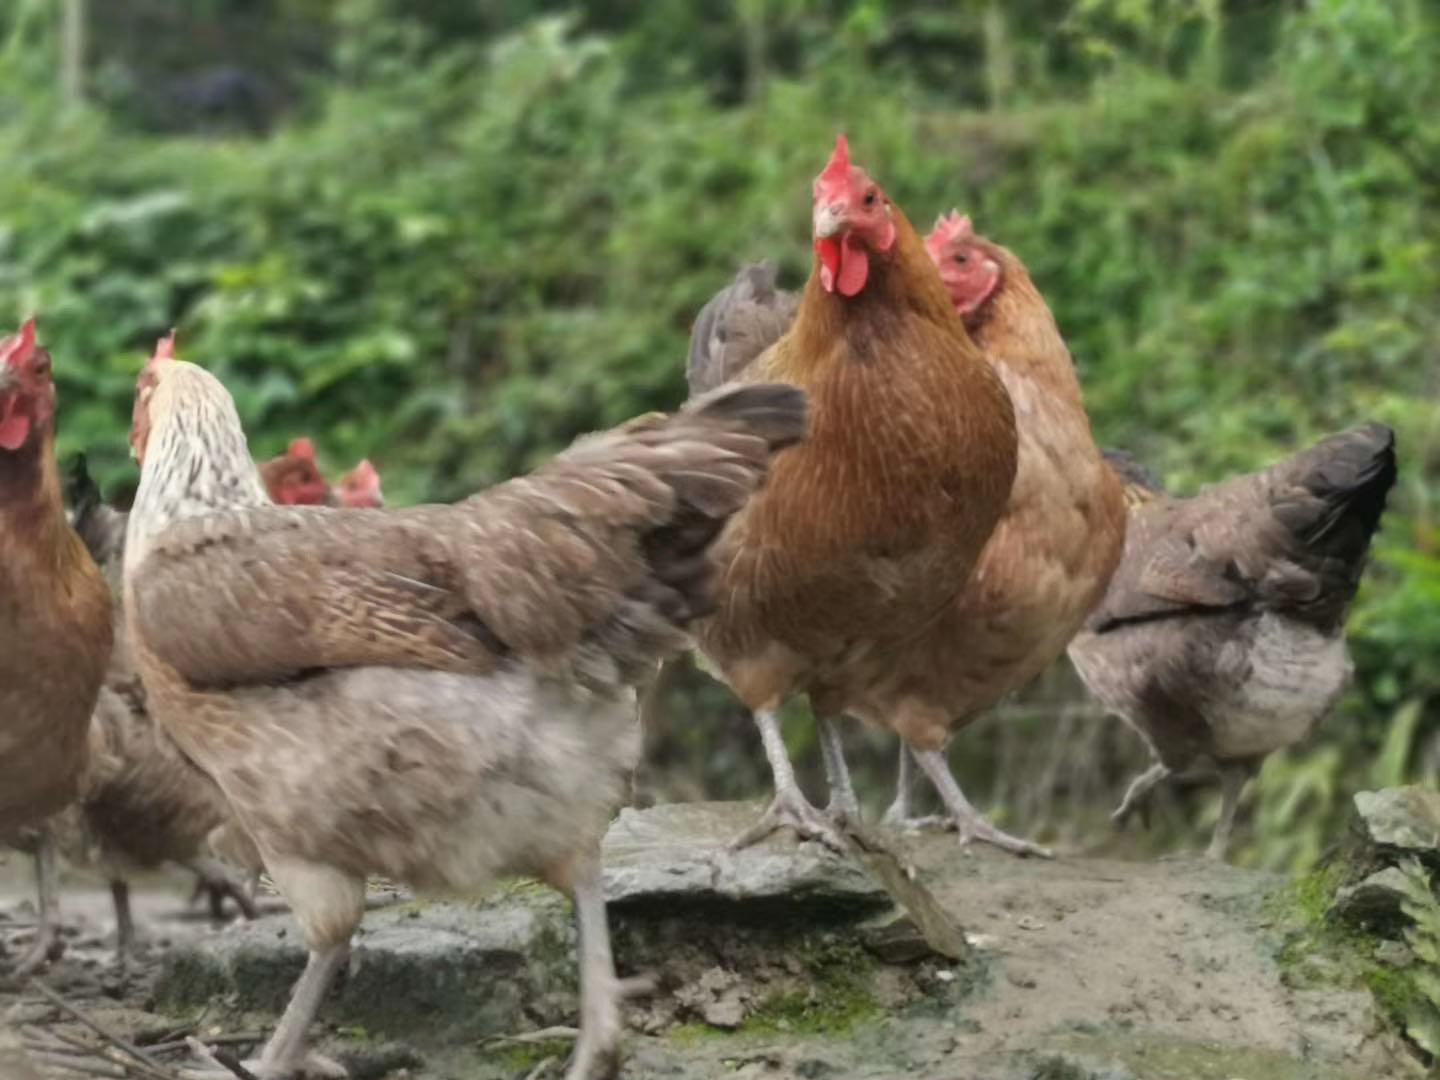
481, 1025, 580, 1046
144, 1033, 262, 1057
25, 980, 179, 1080
183, 1036, 259, 1080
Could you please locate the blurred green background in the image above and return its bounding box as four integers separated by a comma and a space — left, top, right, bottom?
2, 0, 1435, 870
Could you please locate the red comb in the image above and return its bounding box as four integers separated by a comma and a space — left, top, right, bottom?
819, 134, 853, 188
931, 210, 974, 247
348, 459, 379, 486
288, 437, 317, 461
1, 318, 36, 369
152, 330, 177, 363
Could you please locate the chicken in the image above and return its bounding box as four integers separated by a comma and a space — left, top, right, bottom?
1067, 424, 1397, 860
688, 136, 1018, 851
0, 320, 112, 976
53, 456, 259, 963
259, 437, 333, 506
335, 459, 383, 508
871, 214, 1127, 854
687, 261, 799, 395
123, 339, 806, 1080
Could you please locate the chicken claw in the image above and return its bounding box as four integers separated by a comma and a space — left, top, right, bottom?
730, 709, 850, 853
730, 787, 850, 854
910, 748, 1054, 858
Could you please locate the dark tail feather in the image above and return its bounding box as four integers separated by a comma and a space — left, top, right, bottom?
1281, 422, 1397, 563
1264, 422, 1396, 628
64, 453, 101, 531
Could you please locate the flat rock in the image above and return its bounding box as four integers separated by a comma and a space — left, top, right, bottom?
153, 801, 896, 1039
1353, 786, 1440, 855
602, 802, 888, 911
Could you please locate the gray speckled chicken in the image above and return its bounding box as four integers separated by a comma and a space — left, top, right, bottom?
1067, 425, 1397, 860
122, 336, 806, 1080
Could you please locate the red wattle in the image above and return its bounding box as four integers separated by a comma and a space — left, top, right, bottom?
0, 395, 29, 451
836, 233, 870, 297
816, 237, 840, 293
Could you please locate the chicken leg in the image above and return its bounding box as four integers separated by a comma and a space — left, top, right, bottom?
1110, 761, 1170, 828
1206, 762, 1254, 862
881, 745, 951, 829
730, 710, 848, 853
911, 748, 1053, 858
111, 879, 136, 967
817, 717, 861, 827
186, 860, 361, 1080
12, 831, 64, 977
564, 851, 623, 1080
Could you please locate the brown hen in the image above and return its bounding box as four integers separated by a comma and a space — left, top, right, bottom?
875, 215, 1127, 854
0, 321, 112, 976
689, 138, 1018, 850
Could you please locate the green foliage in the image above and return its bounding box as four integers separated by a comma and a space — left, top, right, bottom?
0, 0, 1436, 867
1394, 860, 1440, 1060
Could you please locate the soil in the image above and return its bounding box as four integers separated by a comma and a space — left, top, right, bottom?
0, 805, 1417, 1080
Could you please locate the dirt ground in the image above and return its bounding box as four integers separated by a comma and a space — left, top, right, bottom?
0, 817, 1419, 1080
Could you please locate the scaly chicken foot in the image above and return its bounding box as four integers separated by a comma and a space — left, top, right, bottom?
911, 748, 1054, 858
730, 710, 849, 854
10, 834, 64, 978
817, 716, 862, 828
1110, 761, 1171, 829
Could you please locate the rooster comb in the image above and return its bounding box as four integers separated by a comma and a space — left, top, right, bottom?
288, 437, 317, 461
347, 458, 380, 486
817, 134, 853, 190
930, 210, 975, 248
2, 318, 37, 368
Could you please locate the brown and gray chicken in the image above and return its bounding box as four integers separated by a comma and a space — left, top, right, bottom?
1067, 425, 1397, 859
122, 339, 805, 1080
0, 320, 112, 977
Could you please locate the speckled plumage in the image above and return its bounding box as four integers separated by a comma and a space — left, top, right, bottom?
123, 356, 804, 1078
1067, 423, 1397, 857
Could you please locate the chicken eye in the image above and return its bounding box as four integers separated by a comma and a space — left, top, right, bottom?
32, 355, 51, 375
953, 253, 969, 265
863, 189, 877, 207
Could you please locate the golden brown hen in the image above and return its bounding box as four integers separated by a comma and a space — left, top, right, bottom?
689, 138, 1018, 850
874, 214, 1128, 855
0, 320, 112, 976
123, 341, 805, 1080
